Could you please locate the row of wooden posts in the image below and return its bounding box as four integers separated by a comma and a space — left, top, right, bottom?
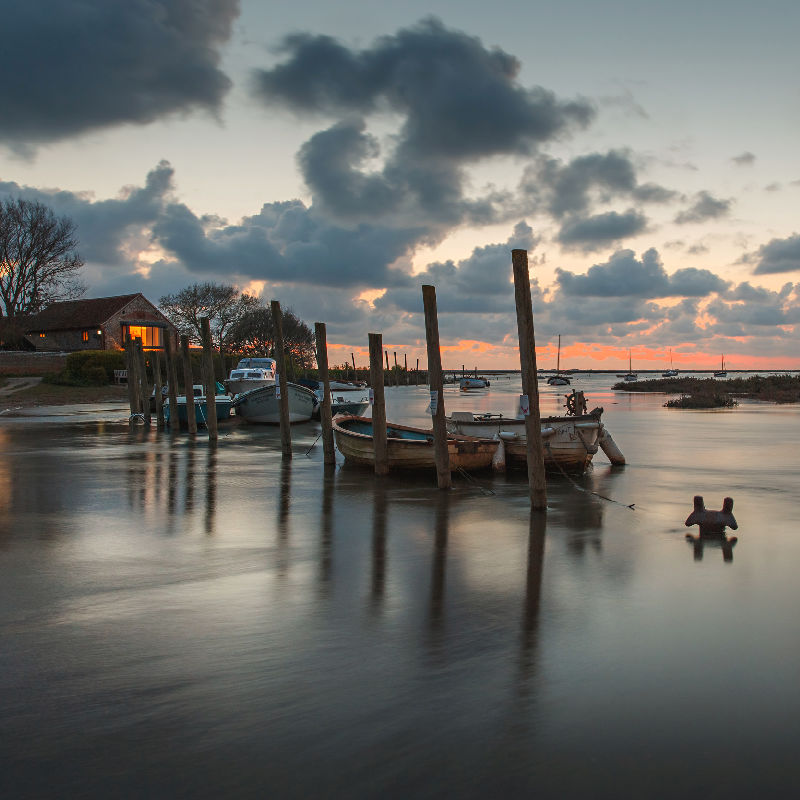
125, 251, 547, 509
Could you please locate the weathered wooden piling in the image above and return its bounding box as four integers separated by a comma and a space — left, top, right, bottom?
368, 333, 388, 475
153, 350, 164, 427
511, 249, 546, 510
200, 317, 218, 441
315, 322, 336, 465
135, 339, 151, 423
271, 300, 292, 459
124, 338, 139, 415
421, 285, 451, 490
404, 353, 408, 385
180, 334, 198, 435
415, 358, 419, 386
351, 352, 356, 380
164, 332, 179, 431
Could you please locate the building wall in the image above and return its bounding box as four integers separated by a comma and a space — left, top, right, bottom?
0, 351, 68, 375
106, 296, 176, 350
30, 330, 101, 352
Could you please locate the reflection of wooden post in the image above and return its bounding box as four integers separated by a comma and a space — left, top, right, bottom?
422, 285, 451, 490
200, 317, 218, 441
180, 334, 197, 435
165, 333, 179, 431
135, 339, 151, 422
271, 300, 292, 459
153, 351, 164, 427
369, 333, 388, 475
512, 249, 546, 510
315, 322, 335, 465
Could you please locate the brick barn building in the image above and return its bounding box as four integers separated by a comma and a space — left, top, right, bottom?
23, 293, 176, 352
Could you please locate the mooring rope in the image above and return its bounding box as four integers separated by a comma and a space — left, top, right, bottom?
545, 442, 634, 510
305, 432, 322, 456
455, 466, 495, 496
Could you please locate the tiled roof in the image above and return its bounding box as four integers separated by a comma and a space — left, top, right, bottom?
25, 294, 144, 332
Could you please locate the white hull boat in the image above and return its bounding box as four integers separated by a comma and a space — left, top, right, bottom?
233, 382, 316, 424
225, 357, 277, 396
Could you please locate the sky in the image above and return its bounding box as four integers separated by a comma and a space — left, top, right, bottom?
1, 0, 799, 371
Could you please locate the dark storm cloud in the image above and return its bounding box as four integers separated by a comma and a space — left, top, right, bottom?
556, 210, 647, 251
674, 191, 732, 224
254, 18, 594, 160
520, 151, 676, 219
749, 234, 800, 274
254, 19, 592, 230
151, 199, 421, 288
376, 222, 538, 314
731, 152, 756, 166
0, 0, 238, 148
0, 161, 174, 264
555, 248, 728, 298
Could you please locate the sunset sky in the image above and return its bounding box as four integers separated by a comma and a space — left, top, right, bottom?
1, 0, 799, 370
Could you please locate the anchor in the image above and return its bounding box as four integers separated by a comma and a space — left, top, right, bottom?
685, 495, 738, 562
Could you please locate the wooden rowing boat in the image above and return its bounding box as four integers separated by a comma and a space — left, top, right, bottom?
332, 415, 499, 471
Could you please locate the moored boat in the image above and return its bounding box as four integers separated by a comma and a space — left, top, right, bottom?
164, 384, 233, 427
332, 415, 499, 472
546, 334, 571, 385
459, 377, 490, 390
224, 357, 276, 396
662, 348, 679, 378
233, 381, 316, 424
713, 355, 727, 378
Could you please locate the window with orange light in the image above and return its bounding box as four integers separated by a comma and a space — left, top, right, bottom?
122, 325, 163, 349
82, 331, 89, 342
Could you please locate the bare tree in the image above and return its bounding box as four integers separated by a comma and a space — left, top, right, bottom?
158, 282, 259, 350
227, 305, 316, 367
0, 198, 85, 317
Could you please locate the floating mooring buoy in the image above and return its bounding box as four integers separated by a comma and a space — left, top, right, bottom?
685, 495, 738, 536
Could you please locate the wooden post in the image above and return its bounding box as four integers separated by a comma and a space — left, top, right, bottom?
135, 339, 151, 422
271, 300, 292, 459
351, 352, 356, 381
124, 338, 139, 414
404, 353, 408, 385
180, 334, 198, 435
315, 322, 336, 465
153, 350, 164, 427
421, 285, 451, 490
415, 358, 419, 386
200, 317, 218, 441
368, 333, 388, 475
164, 332, 179, 431
512, 249, 547, 509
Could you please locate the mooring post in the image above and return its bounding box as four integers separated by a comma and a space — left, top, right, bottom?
153, 350, 164, 428
511, 249, 547, 510
271, 300, 292, 459
351, 352, 356, 381
368, 333, 389, 475
200, 318, 218, 441
315, 322, 336, 465
422, 285, 452, 490
124, 338, 139, 415
180, 334, 198, 435
135, 339, 151, 423
164, 332, 179, 431
415, 358, 419, 386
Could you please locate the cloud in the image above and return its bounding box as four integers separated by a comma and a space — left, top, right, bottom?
253, 19, 592, 232
556, 210, 648, 251
0, 0, 238, 149
520, 150, 676, 219
731, 152, 756, 166
254, 18, 594, 160
555, 248, 727, 298
749, 234, 800, 274
674, 191, 732, 224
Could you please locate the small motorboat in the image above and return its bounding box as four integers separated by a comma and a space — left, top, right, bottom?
233, 381, 316, 424
459, 376, 490, 390
164, 384, 233, 427
224, 357, 276, 396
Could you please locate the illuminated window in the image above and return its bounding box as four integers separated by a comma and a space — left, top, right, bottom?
82, 331, 89, 342
39, 333, 45, 338
122, 324, 163, 349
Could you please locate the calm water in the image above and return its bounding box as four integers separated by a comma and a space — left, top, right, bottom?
2, 375, 799, 798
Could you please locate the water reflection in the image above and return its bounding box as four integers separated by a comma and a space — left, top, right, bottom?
205, 444, 217, 536
370, 479, 388, 613
686, 532, 738, 563
319, 464, 335, 589
519, 510, 546, 692
427, 490, 450, 644
277, 460, 291, 576
184, 444, 196, 512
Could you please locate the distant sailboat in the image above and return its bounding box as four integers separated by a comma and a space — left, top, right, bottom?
546, 334, 571, 385
713, 354, 727, 378
662, 348, 679, 378
623, 349, 638, 382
